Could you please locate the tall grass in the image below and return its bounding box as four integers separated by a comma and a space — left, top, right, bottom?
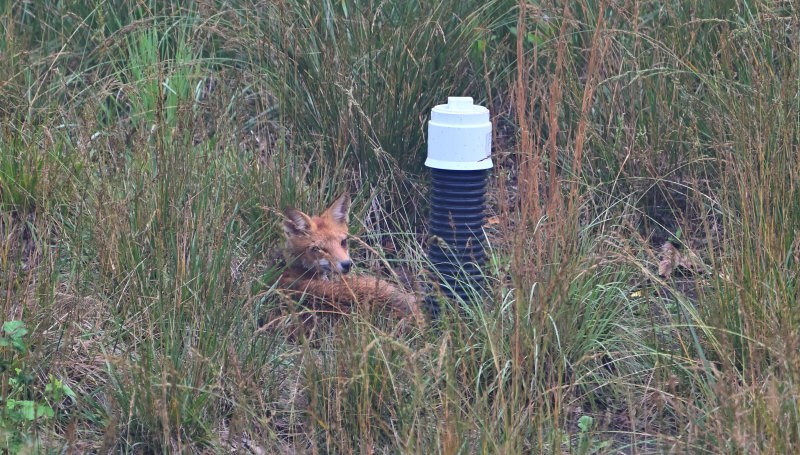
1, 0, 798, 452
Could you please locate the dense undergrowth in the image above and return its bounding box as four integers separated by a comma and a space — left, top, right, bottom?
1, 0, 798, 453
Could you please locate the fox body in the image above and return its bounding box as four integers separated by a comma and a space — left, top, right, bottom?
278, 193, 421, 321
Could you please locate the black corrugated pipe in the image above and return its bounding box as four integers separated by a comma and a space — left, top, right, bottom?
424, 97, 492, 316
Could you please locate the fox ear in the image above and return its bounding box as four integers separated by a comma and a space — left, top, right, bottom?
283, 208, 313, 236
325, 192, 350, 225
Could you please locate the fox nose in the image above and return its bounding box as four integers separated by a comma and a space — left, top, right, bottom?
339, 260, 352, 274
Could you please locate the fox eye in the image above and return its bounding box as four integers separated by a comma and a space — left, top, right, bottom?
310, 245, 322, 253
341, 239, 347, 248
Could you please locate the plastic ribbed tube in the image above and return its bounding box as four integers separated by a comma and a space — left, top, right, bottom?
426, 169, 488, 313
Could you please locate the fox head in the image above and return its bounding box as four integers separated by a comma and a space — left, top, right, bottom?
282, 193, 352, 276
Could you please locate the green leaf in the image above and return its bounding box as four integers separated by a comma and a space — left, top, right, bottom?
8, 400, 54, 421
2, 321, 27, 338
577, 415, 594, 432
45, 375, 77, 402
2, 321, 28, 354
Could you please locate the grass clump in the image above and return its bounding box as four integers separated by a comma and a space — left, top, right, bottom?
1, 0, 798, 453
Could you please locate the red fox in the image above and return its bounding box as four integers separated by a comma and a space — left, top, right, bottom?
277, 193, 423, 322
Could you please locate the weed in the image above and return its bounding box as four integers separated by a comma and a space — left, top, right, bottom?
1, 0, 798, 452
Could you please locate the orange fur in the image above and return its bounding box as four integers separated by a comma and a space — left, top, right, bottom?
278, 193, 422, 322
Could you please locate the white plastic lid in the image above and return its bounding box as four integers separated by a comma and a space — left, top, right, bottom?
425, 97, 493, 171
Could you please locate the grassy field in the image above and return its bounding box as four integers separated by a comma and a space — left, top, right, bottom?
1, 0, 798, 453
